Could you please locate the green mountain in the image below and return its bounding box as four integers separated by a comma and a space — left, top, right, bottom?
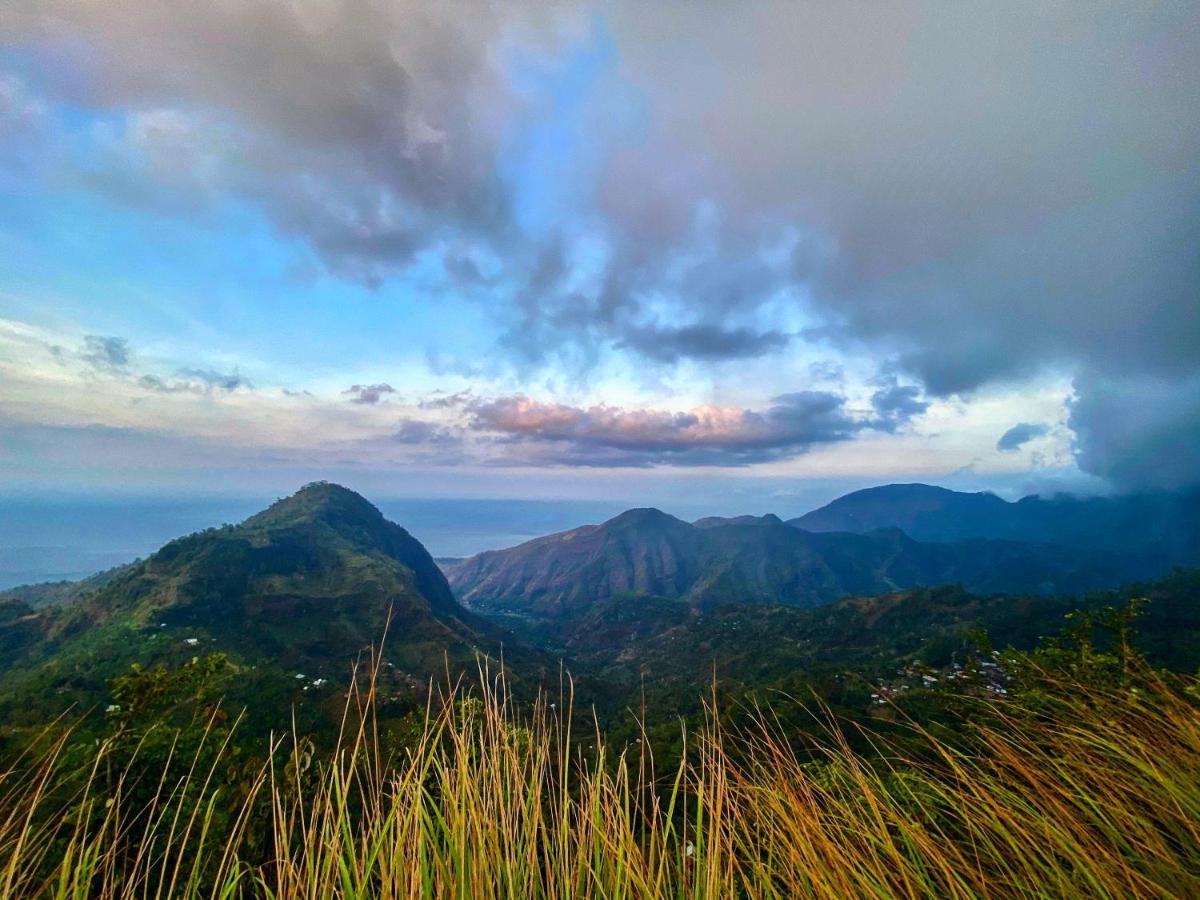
0, 483, 540, 737
448, 507, 1153, 619
789, 483, 1200, 564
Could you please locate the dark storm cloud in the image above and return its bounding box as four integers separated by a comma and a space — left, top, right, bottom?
592, 2, 1200, 484
82, 335, 130, 372
997, 423, 1049, 453
1067, 371, 1200, 491
466, 391, 864, 467
467, 2, 1200, 452
344, 384, 396, 406
599, 3, 1200, 380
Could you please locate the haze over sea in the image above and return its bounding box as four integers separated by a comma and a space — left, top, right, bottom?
0, 495, 644, 589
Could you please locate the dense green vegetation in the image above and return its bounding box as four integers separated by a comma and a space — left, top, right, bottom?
0, 483, 552, 754
1, 616, 1198, 898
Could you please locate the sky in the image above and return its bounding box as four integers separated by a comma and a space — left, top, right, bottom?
1, 1, 1198, 514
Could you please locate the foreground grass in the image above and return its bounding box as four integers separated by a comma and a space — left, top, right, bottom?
1, 660, 1198, 899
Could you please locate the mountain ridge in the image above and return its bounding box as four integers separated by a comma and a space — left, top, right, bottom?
448, 504, 1154, 619
789, 483, 1200, 563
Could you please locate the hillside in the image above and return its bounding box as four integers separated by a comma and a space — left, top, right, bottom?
0, 483, 542, 736
448, 507, 1152, 618
487, 569, 1200, 728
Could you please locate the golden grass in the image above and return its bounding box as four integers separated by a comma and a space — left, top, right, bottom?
1, 659, 1197, 899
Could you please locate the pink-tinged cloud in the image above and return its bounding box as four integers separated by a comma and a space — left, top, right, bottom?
467, 391, 865, 466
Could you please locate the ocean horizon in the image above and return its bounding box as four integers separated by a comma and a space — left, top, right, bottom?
0, 495, 642, 589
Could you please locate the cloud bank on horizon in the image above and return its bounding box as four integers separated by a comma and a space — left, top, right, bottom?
0, 1, 1196, 499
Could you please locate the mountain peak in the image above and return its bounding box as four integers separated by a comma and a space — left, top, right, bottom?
694, 513, 784, 529
846, 483, 997, 501
790, 482, 1016, 542
244, 482, 384, 530
234, 483, 465, 611
606, 508, 686, 530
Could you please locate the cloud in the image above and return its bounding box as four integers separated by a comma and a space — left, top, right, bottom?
343, 383, 396, 405
442, 251, 490, 287
136, 375, 186, 393
467, 391, 864, 466
601, 3, 1200, 483
1, 0, 573, 286
1068, 370, 1200, 490
178, 368, 251, 391
618, 324, 789, 363
996, 422, 1049, 452
598, 4, 1199, 371
870, 377, 929, 433
0, 73, 47, 181
420, 389, 476, 410
4, 2, 1197, 487
139, 368, 251, 394
82, 335, 131, 372
392, 418, 459, 446
0, 73, 44, 136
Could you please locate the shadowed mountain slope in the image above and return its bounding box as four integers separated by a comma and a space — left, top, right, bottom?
789, 484, 1200, 565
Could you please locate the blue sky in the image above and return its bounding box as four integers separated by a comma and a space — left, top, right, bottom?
1, 2, 1196, 509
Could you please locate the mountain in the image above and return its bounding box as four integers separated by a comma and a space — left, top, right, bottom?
450, 508, 704, 618
0, 483, 541, 734
790, 484, 1012, 538
789, 484, 1200, 564
448, 507, 1151, 619
0, 563, 135, 610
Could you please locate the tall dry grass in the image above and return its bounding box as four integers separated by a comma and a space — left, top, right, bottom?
1, 658, 1197, 899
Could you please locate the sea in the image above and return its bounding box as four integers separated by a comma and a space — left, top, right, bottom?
0, 496, 633, 590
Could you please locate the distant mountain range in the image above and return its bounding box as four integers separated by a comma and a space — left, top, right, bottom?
789, 483, 1200, 562
447, 505, 1158, 619
445, 483, 1199, 619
